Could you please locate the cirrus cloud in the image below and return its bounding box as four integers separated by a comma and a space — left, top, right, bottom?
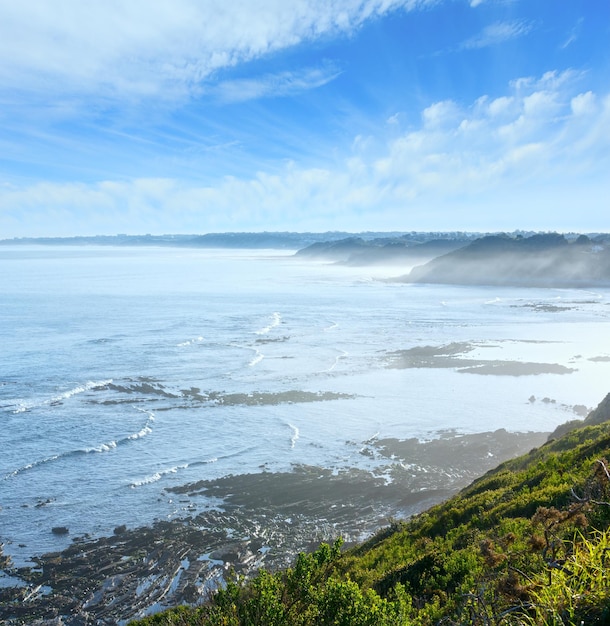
460, 19, 533, 50
0, 0, 435, 103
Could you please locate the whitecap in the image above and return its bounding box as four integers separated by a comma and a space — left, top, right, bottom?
3, 455, 60, 480
177, 336, 204, 347
4, 443, 115, 480
188, 457, 218, 469
129, 463, 189, 488
249, 350, 264, 367
255, 312, 281, 335
86, 440, 118, 453
11, 379, 113, 414
127, 409, 156, 440
324, 350, 348, 373
365, 432, 380, 444
289, 424, 300, 449
5, 410, 155, 479
130, 472, 163, 488
60, 379, 113, 401
127, 424, 153, 440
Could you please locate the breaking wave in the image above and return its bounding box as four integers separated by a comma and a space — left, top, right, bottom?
130, 464, 189, 488
289, 424, 300, 449
3, 410, 155, 480
12, 379, 113, 414
249, 349, 264, 367
255, 312, 281, 335
177, 336, 204, 347
325, 350, 348, 373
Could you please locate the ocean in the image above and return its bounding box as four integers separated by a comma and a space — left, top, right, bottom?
1, 245, 609, 570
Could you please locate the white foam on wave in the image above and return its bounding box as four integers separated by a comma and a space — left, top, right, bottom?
128, 409, 156, 440
3, 439, 121, 479
365, 432, 380, 444
86, 440, 118, 453
324, 321, 339, 331
130, 463, 189, 488
12, 379, 113, 414
289, 424, 300, 449
189, 457, 219, 468
127, 423, 153, 440
87, 409, 155, 451
249, 350, 264, 367
325, 350, 348, 373
177, 336, 204, 347
3, 455, 61, 480
4, 407, 155, 479
255, 312, 281, 335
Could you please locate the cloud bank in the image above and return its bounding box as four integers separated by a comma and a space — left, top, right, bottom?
2, 70, 608, 235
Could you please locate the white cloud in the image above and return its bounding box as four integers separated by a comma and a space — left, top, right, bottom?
486, 96, 518, 119
561, 17, 584, 49
422, 100, 460, 128
469, 0, 518, 7
571, 91, 596, 116
460, 19, 532, 50
210, 63, 342, 103
1, 70, 609, 235
0, 0, 434, 103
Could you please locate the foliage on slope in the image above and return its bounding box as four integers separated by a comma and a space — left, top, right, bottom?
132, 412, 610, 626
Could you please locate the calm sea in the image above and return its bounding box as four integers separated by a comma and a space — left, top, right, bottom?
1, 246, 609, 566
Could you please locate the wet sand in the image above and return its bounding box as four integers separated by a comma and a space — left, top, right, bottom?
0, 428, 550, 625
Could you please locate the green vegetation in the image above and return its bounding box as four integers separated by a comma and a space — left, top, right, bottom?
132, 417, 610, 625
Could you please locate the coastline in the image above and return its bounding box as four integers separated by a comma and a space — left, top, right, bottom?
1, 428, 550, 624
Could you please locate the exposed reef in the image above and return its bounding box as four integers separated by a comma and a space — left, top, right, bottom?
384, 341, 576, 376
0, 429, 549, 624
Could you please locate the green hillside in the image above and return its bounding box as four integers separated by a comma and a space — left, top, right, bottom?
133, 395, 610, 626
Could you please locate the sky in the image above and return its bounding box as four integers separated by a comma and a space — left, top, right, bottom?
0, 0, 609, 237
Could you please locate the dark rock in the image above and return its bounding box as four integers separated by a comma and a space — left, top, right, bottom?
0, 428, 551, 625
51, 527, 69, 535
583, 392, 610, 427
548, 392, 610, 440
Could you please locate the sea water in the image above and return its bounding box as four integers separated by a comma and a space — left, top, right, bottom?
1, 246, 609, 566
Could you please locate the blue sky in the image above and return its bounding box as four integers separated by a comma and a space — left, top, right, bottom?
0, 0, 608, 237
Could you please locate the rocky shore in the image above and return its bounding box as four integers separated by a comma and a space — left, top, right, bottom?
0, 428, 550, 625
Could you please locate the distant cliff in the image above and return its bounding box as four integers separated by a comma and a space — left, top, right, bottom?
405, 232, 610, 287
294, 234, 473, 265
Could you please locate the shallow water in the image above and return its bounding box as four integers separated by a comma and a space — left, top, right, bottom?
1, 245, 609, 565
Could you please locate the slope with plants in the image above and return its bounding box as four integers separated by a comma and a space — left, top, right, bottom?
133, 394, 610, 625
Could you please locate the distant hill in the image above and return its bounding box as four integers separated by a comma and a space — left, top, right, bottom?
404, 232, 610, 287
0, 231, 414, 250
294, 234, 474, 265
